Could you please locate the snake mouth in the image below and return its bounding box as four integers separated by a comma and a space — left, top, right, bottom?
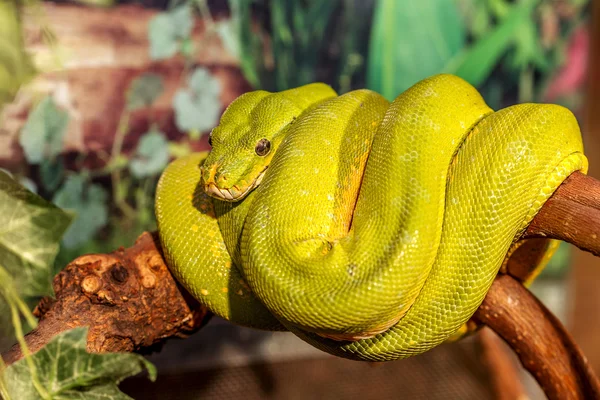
204, 167, 268, 202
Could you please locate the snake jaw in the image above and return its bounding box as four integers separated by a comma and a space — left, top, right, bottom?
203, 166, 268, 202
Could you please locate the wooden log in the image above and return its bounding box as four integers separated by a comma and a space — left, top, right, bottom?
570, 0, 600, 372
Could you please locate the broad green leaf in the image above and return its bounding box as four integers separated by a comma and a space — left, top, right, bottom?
52, 176, 108, 250
173, 67, 222, 133
4, 327, 156, 400
0, 171, 72, 298
367, 0, 466, 100
148, 5, 194, 60
126, 73, 164, 111
19, 96, 69, 165
444, 0, 538, 87
129, 128, 170, 178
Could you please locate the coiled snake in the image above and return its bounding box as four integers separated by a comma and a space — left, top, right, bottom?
155, 74, 587, 361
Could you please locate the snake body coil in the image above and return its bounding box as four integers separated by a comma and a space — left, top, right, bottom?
156, 74, 587, 361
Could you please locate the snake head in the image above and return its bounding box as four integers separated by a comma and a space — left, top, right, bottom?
201, 83, 337, 202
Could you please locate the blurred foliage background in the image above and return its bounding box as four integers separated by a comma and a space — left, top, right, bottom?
0, 0, 592, 381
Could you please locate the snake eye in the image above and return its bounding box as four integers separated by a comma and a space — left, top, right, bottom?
208, 136, 213, 147
255, 138, 271, 156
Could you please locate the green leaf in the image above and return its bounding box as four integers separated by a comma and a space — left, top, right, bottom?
508, 17, 549, 71
4, 327, 156, 400
52, 175, 108, 250
173, 67, 222, 133
19, 96, 69, 165
129, 128, 170, 178
228, 0, 262, 88
126, 73, 164, 111
0, 171, 72, 298
367, 0, 466, 100
39, 157, 64, 192
148, 5, 194, 60
444, 0, 538, 87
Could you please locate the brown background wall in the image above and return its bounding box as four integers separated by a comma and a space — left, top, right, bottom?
572, 0, 600, 373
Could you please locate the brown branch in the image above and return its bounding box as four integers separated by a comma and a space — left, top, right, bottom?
473, 275, 600, 400
524, 171, 600, 256
2, 232, 212, 365
3, 171, 600, 399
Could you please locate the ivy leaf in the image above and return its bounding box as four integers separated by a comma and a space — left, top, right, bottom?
4, 327, 156, 399
148, 5, 194, 60
126, 73, 164, 111
52, 175, 108, 250
19, 96, 69, 165
129, 128, 170, 178
0, 170, 72, 298
173, 67, 222, 133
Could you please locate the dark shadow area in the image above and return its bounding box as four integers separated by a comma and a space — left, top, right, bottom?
120, 335, 494, 400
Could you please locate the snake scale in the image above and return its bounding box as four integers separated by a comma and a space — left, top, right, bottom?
155, 74, 587, 361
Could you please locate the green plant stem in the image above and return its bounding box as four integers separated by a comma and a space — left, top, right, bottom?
0, 267, 37, 329
9, 298, 49, 399
109, 112, 136, 219
0, 355, 10, 400
0, 266, 47, 399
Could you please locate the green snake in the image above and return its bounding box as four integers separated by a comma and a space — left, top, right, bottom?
155, 74, 587, 361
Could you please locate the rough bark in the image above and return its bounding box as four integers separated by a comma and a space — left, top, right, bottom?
2, 232, 211, 364
524, 172, 600, 256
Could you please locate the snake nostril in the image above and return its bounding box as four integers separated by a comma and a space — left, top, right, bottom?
216, 174, 228, 184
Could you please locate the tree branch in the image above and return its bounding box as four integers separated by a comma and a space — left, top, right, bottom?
2, 232, 211, 364
524, 172, 600, 256
474, 275, 600, 400
3, 171, 600, 399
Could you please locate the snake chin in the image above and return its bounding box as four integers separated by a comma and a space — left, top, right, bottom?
204, 167, 268, 202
